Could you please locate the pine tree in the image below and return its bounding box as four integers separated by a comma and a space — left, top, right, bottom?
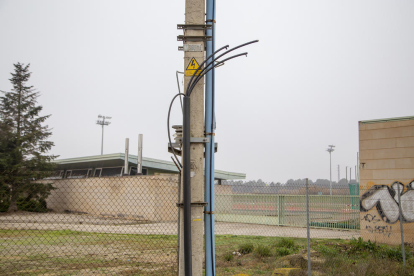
0, 63, 57, 212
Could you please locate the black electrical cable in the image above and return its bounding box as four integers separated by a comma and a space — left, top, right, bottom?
185, 45, 229, 96
186, 40, 258, 97
188, 53, 248, 97
210, 3, 216, 274
187, 48, 253, 96
185, 45, 229, 97
183, 51, 248, 276
180, 39, 258, 276
213, 40, 258, 64
167, 93, 186, 168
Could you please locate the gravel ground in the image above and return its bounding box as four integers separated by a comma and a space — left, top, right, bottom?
0, 212, 359, 239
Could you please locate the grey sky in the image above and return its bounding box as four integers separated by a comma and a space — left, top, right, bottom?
1, 0, 413, 182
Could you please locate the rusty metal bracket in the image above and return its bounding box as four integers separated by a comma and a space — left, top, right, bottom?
176, 202, 208, 208
177, 35, 212, 42
176, 137, 209, 143
177, 24, 212, 30
204, 211, 215, 214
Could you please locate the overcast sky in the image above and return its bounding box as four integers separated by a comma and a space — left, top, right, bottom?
1, 0, 413, 183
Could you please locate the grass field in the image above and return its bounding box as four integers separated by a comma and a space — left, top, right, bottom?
0, 229, 413, 275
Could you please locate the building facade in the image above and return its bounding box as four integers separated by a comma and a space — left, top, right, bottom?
359, 116, 414, 244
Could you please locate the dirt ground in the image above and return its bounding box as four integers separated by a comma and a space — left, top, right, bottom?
0, 211, 360, 239
0, 212, 361, 275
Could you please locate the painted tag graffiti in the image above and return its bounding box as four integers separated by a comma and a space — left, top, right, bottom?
361, 214, 381, 223
360, 180, 414, 224
365, 225, 392, 237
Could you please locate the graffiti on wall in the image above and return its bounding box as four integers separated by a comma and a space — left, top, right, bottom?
360, 180, 414, 224
365, 225, 393, 237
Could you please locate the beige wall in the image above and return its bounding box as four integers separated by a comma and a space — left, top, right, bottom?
359, 119, 414, 244
45, 175, 179, 222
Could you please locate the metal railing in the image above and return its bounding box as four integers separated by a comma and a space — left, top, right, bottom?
216, 193, 360, 230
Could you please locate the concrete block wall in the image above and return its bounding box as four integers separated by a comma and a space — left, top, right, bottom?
45, 175, 179, 222
359, 118, 414, 244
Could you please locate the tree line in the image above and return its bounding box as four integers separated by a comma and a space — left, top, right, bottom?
221, 178, 358, 195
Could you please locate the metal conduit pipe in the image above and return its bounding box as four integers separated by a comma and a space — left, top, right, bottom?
204, 0, 216, 273
176, 41, 258, 276
182, 96, 192, 276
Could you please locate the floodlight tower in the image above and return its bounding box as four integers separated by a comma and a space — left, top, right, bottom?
96, 115, 112, 155
327, 145, 335, 195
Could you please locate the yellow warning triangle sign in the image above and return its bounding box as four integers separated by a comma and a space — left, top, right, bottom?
185, 57, 201, 76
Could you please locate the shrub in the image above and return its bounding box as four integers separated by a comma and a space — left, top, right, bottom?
318, 244, 340, 257
256, 244, 272, 257
223, 252, 233, 262
377, 244, 411, 262
238, 243, 254, 254
17, 197, 48, 213
276, 238, 295, 249
275, 247, 292, 257
0, 184, 10, 212
349, 237, 378, 254
0, 200, 9, 212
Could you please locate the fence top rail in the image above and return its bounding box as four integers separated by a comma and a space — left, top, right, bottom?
217, 194, 359, 197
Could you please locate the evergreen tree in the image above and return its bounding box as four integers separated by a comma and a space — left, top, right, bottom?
0, 63, 57, 212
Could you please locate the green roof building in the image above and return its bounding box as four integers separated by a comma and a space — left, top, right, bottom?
53, 153, 245, 182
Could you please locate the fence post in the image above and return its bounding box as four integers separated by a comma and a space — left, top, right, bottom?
306, 178, 311, 276
278, 195, 285, 225
177, 173, 181, 276
397, 183, 406, 267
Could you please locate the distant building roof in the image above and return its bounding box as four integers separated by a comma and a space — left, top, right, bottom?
54, 153, 246, 180
360, 115, 414, 124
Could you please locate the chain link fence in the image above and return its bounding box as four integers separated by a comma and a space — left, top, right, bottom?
215, 180, 412, 275
216, 182, 360, 232
1, 176, 413, 275
0, 175, 179, 276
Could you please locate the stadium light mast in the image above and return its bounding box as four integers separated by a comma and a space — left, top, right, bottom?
96, 115, 112, 155
327, 145, 335, 195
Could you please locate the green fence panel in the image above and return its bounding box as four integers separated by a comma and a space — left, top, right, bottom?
215, 193, 360, 230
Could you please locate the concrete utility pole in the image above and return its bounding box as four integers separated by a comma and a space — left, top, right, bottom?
338, 165, 340, 183
346, 166, 348, 182
327, 145, 335, 196
179, 1, 205, 275
137, 134, 143, 174
124, 138, 129, 175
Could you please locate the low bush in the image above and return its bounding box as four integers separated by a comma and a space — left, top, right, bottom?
275, 247, 292, 257
349, 237, 377, 254
0, 200, 9, 212
0, 184, 10, 212
317, 244, 340, 257
238, 243, 254, 254
255, 244, 272, 257
17, 197, 48, 212
377, 244, 411, 262
276, 237, 295, 249
223, 252, 233, 262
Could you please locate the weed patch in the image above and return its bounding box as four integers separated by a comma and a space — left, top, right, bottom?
1, 230, 412, 276
276, 237, 295, 249
275, 247, 293, 257
223, 252, 234, 262
238, 243, 254, 254
255, 244, 272, 257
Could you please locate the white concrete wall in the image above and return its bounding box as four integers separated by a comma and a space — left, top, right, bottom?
45, 175, 178, 222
